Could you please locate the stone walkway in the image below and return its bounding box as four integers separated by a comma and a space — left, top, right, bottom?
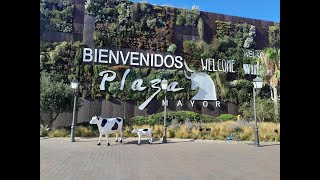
40, 137, 280, 180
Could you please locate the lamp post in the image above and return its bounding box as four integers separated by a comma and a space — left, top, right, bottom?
70, 79, 79, 142
161, 79, 168, 143
253, 76, 263, 147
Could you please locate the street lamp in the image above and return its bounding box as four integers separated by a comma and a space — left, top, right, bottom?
161, 79, 168, 143
70, 79, 79, 142
253, 76, 263, 147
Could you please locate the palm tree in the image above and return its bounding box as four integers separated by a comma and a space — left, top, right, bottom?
259, 48, 280, 120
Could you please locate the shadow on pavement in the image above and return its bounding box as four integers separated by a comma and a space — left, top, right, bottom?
40, 137, 51, 140
123, 138, 194, 145
247, 143, 280, 147
259, 144, 280, 147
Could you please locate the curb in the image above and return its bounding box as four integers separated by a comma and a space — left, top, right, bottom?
40, 137, 280, 145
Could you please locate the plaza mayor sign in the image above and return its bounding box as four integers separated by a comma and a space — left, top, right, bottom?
83, 47, 259, 110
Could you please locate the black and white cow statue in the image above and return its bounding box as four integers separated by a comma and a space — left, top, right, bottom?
131, 128, 152, 145
89, 115, 123, 146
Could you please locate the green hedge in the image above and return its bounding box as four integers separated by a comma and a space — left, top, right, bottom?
218, 114, 236, 121
129, 111, 220, 126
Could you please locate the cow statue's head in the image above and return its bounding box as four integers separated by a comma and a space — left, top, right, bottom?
89, 115, 100, 125
183, 61, 217, 101
131, 129, 138, 133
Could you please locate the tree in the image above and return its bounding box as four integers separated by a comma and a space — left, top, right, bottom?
40, 72, 82, 129
259, 48, 280, 120
239, 97, 277, 122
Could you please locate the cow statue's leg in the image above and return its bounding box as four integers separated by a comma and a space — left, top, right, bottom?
97, 132, 102, 146
149, 134, 152, 145
138, 134, 141, 145
115, 133, 118, 142
119, 129, 123, 143
105, 132, 110, 146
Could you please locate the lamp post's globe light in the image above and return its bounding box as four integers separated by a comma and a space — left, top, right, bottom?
253, 77, 263, 89
71, 79, 79, 90
161, 79, 168, 90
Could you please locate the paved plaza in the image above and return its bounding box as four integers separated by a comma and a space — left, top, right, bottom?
40, 137, 280, 180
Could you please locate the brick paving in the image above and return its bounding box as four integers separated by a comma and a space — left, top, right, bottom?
40, 137, 280, 180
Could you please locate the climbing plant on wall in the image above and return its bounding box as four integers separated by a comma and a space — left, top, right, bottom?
268, 23, 280, 48
40, 0, 74, 33
213, 20, 257, 77
86, 0, 175, 52
40, 41, 87, 94
40, 0, 279, 109
175, 8, 200, 26
40, 41, 199, 102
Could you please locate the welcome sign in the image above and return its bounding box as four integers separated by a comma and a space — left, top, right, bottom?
82, 47, 260, 110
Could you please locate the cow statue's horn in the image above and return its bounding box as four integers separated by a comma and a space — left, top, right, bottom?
184, 61, 194, 80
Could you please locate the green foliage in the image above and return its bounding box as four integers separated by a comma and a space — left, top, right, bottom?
259, 48, 280, 88
40, 127, 49, 137
238, 97, 279, 122
211, 21, 258, 77
140, 2, 149, 12
183, 40, 214, 68
167, 44, 177, 53
210, 72, 228, 100
176, 8, 200, 26
146, 18, 157, 29
40, 0, 74, 32
74, 125, 99, 137
88, 0, 175, 51
48, 128, 70, 137
182, 20, 257, 76
215, 21, 234, 38
269, 23, 280, 48
40, 72, 75, 114
40, 72, 82, 128
130, 111, 220, 126
40, 1, 280, 119
215, 21, 254, 49
130, 2, 140, 21
41, 121, 280, 141
197, 17, 204, 40
40, 41, 83, 84
218, 114, 236, 121
243, 25, 256, 49
227, 80, 253, 104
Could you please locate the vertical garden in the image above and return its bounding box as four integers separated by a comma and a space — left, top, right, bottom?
40, 0, 280, 139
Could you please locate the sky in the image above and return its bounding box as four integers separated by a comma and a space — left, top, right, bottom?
131, 0, 280, 22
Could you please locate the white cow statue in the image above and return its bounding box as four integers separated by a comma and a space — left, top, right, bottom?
131, 128, 153, 145
89, 115, 123, 146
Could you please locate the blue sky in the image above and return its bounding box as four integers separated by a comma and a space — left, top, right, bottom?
131, 0, 280, 22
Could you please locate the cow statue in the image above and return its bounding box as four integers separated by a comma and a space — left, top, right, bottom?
89, 115, 123, 146
131, 128, 152, 145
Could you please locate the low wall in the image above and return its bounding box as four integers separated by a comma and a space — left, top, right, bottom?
41, 98, 238, 128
